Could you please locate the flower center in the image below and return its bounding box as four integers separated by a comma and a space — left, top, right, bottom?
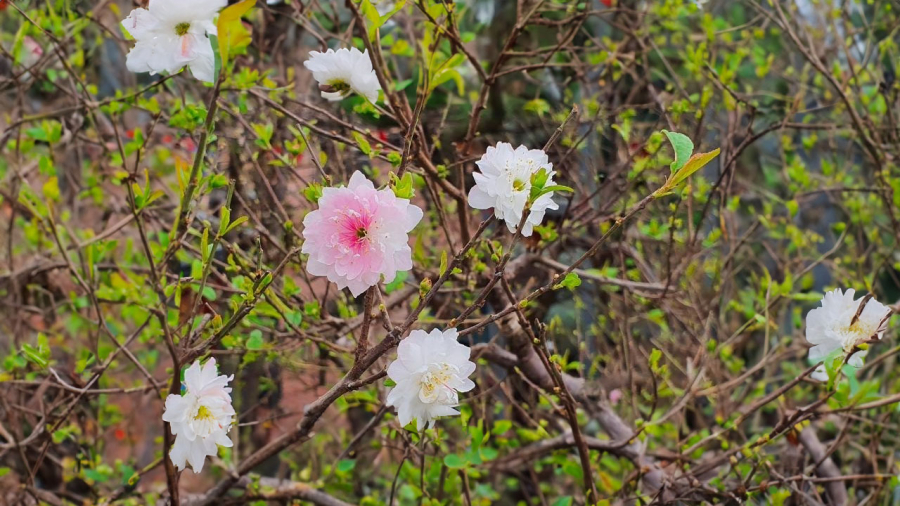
320, 79, 351, 95
174, 22, 191, 37
418, 363, 459, 405
842, 320, 879, 351
194, 405, 214, 422
336, 209, 376, 255
512, 178, 526, 191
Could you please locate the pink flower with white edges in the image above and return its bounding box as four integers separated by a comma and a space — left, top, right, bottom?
301, 171, 423, 296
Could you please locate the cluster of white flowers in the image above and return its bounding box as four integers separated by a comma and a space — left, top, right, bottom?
162, 359, 235, 473
805, 288, 892, 381
467, 142, 559, 237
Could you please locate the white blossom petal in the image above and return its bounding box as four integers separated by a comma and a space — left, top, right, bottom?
467, 142, 558, 237
303, 48, 381, 103
121, 0, 223, 83
805, 289, 892, 381
163, 358, 235, 473
386, 328, 476, 430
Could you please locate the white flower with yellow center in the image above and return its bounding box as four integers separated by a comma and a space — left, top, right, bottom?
386, 328, 476, 431
162, 358, 235, 472
806, 288, 892, 381
467, 142, 559, 237
303, 47, 381, 103
120, 0, 226, 83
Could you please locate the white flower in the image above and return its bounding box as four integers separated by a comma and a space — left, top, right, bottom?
386, 328, 476, 431
806, 288, 891, 381
162, 358, 235, 472
120, 0, 226, 83
303, 47, 381, 103
467, 142, 559, 237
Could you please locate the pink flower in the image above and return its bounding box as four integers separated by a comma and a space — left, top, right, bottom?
302, 171, 423, 296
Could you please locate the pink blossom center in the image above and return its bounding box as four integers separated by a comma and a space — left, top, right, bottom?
337, 210, 375, 255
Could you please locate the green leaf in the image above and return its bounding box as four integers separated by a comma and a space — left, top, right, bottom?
524, 98, 551, 117
384, 270, 408, 293
530, 168, 550, 191
360, 0, 383, 40
431, 67, 465, 96
662, 130, 694, 173
201, 226, 210, 263
669, 148, 720, 187
362, 0, 407, 41
439, 250, 448, 276
21, 339, 49, 368
216, 0, 255, 70
533, 184, 574, 200
443, 454, 467, 469
491, 420, 512, 435
649, 348, 662, 372
553, 272, 581, 291
391, 172, 415, 199
224, 216, 248, 235
352, 131, 372, 156
42, 177, 60, 203
303, 182, 324, 204
246, 331, 264, 350
336, 459, 356, 473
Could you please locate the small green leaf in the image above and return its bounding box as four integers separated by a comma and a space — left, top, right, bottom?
224, 216, 248, 235
246, 331, 264, 350
304, 182, 324, 204
669, 148, 720, 187
491, 420, 512, 435
351, 131, 372, 156
524, 98, 551, 117
439, 251, 448, 276
553, 272, 581, 291
336, 459, 356, 473
662, 130, 694, 173
443, 454, 467, 469
42, 177, 61, 203
533, 184, 573, 200
649, 348, 662, 372
391, 171, 414, 199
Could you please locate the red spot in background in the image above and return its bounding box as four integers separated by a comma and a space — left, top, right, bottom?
273, 145, 284, 155
125, 129, 135, 140
0, 0, 9, 11
600, 0, 613, 6
180, 137, 196, 152
161, 134, 174, 145
377, 130, 388, 143
114, 428, 126, 441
